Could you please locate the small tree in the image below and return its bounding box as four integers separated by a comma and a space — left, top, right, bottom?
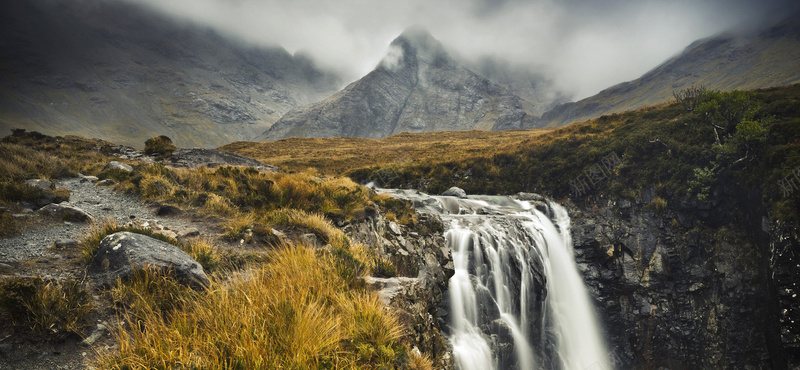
144, 135, 176, 158
675, 87, 759, 146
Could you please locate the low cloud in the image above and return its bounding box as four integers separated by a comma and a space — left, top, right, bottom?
124, 0, 798, 100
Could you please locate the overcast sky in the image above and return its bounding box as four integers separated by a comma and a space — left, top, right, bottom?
127, 0, 798, 100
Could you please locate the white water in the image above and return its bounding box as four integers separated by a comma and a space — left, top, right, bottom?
383, 190, 611, 370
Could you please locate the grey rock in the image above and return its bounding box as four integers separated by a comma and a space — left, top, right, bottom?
177, 227, 200, 238
80, 175, 99, 183
81, 323, 107, 346
301, 233, 317, 245
37, 202, 94, 222
54, 239, 78, 249
104, 161, 133, 173
25, 179, 53, 191
442, 187, 467, 198
89, 231, 210, 289
388, 221, 403, 235
167, 148, 278, 171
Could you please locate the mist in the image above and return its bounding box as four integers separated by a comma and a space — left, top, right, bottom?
124, 0, 798, 100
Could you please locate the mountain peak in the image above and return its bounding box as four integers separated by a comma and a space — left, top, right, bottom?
395, 26, 439, 48
380, 27, 449, 72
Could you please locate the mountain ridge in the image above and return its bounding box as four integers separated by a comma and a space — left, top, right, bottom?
257, 28, 535, 140
0, 0, 340, 148
538, 15, 800, 127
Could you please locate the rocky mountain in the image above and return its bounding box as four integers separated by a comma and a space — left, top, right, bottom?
0, 0, 340, 148
467, 57, 571, 118
539, 15, 800, 127
258, 28, 536, 140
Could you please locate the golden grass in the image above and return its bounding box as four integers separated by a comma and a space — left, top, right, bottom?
94, 244, 408, 369
0, 277, 93, 338
220, 129, 553, 175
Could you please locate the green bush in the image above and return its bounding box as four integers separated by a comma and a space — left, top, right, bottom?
144, 135, 176, 158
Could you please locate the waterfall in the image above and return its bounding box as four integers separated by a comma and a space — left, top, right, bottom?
383, 190, 611, 370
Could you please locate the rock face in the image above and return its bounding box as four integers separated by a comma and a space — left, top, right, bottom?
259, 28, 535, 140
346, 210, 455, 369
89, 231, 209, 290
566, 188, 788, 368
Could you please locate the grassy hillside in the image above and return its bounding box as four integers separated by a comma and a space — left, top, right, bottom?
226, 84, 800, 221
0, 131, 431, 369
222, 129, 550, 175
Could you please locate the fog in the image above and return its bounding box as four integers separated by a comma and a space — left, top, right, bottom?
125, 0, 798, 100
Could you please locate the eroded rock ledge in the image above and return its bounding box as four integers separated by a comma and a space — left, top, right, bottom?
345, 211, 455, 369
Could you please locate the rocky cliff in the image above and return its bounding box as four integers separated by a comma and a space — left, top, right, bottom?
345, 207, 455, 369
258, 28, 535, 140
567, 187, 800, 368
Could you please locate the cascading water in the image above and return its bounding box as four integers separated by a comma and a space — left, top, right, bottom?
382, 190, 611, 370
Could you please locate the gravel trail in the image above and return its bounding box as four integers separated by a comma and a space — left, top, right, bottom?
0, 177, 193, 264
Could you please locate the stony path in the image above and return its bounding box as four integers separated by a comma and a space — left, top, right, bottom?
0, 177, 199, 370
0, 177, 192, 264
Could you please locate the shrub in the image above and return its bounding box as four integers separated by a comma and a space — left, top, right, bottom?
646, 196, 668, 213
143, 135, 176, 158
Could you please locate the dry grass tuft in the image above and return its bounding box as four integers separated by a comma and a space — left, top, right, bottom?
0, 277, 93, 339
95, 244, 407, 369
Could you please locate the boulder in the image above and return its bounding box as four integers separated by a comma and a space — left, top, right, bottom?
89, 231, 210, 290
104, 161, 133, 173
442, 186, 467, 198
25, 179, 53, 191
37, 202, 94, 222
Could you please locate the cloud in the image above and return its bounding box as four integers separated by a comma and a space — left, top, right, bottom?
123, 0, 798, 100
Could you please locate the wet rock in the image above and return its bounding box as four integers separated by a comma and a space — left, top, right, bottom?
442, 186, 467, 198
104, 161, 133, 173
89, 231, 209, 290
37, 202, 94, 223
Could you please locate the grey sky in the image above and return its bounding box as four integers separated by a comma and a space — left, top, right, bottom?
126, 0, 798, 100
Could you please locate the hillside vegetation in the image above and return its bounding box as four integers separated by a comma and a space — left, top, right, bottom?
227, 84, 800, 221
349, 84, 800, 220
0, 131, 430, 369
